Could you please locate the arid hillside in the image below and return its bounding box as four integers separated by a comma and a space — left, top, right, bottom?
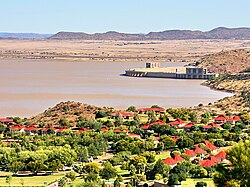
198, 49, 250, 74
27, 101, 115, 126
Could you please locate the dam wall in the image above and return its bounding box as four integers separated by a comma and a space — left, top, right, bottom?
125, 70, 216, 80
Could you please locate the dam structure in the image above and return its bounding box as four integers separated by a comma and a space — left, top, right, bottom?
125, 62, 218, 80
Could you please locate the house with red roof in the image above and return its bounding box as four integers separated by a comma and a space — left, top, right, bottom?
101, 126, 109, 131
113, 129, 122, 133
42, 126, 57, 135
10, 124, 25, 133
202, 123, 221, 132
215, 151, 227, 161
137, 107, 165, 114
24, 125, 39, 135
184, 149, 197, 159
163, 157, 177, 166
56, 126, 69, 135
227, 115, 241, 124
171, 136, 180, 142
194, 147, 205, 154
128, 133, 141, 139
204, 140, 217, 151
140, 124, 151, 130
150, 119, 166, 125
200, 159, 216, 167
214, 114, 228, 124
111, 112, 134, 119
77, 128, 87, 133
0, 118, 14, 125
173, 154, 184, 162
183, 122, 194, 132
170, 118, 186, 128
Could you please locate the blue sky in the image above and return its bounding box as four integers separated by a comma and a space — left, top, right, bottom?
0, 0, 249, 34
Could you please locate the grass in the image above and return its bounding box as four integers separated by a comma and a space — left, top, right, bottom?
181, 178, 215, 187
0, 174, 64, 186
66, 177, 84, 187
155, 151, 170, 160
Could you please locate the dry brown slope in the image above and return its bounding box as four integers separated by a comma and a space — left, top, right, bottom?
27, 101, 115, 126
198, 49, 250, 74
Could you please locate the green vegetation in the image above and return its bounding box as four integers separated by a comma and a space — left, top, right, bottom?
0, 105, 249, 187
0, 174, 63, 186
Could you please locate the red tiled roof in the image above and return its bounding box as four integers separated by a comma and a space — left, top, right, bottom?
113, 129, 122, 133
0, 118, 14, 123
173, 154, 184, 162
232, 115, 241, 121
111, 112, 134, 117
10, 124, 24, 130
204, 140, 217, 150
57, 126, 68, 133
184, 149, 197, 157
200, 159, 215, 167
163, 157, 177, 165
228, 116, 241, 122
101, 126, 109, 131
154, 136, 160, 141
170, 118, 185, 126
24, 125, 38, 131
171, 136, 180, 142
184, 122, 194, 128
137, 108, 165, 112
140, 124, 151, 130
194, 147, 205, 154
209, 156, 220, 163
214, 114, 228, 121
43, 126, 56, 131
150, 120, 165, 125
202, 123, 221, 129
78, 128, 87, 133
215, 151, 227, 159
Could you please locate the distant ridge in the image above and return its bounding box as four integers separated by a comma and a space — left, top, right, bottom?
0, 32, 53, 39
49, 27, 250, 40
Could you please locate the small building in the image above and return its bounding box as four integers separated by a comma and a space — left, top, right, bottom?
170, 118, 186, 128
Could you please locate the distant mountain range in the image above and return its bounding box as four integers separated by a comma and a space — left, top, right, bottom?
49, 27, 250, 40
0, 32, 53, 39
1, 27, 250, 40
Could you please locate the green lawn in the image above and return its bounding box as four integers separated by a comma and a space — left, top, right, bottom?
155, 151, 170, 160
66, 177, 84, 187
181, 178, 215, 187
0, 174, 64, 186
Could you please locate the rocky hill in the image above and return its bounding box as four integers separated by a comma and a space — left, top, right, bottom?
198, 49, 250, 74
27, 101, 115, 126
49, 27, 250, 40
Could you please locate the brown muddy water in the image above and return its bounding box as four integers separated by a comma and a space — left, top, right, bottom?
0, 60, 232, 117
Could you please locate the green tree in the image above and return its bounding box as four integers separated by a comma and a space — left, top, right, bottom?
100, 161, 117, 180
115, 113, 123, 126
114, 178, 121, 187
159, 135, 176, 149
176, 136, 194, 149
213, 140, 250, 187
66, 171, 76, 181
127, 106, 136, 112
195, 182, 207, 187
83, 162, 100, 174
8, 161, 25, 174
148, 111, 157, 122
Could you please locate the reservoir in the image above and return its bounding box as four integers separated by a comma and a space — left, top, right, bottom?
0, 60, 232, 117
